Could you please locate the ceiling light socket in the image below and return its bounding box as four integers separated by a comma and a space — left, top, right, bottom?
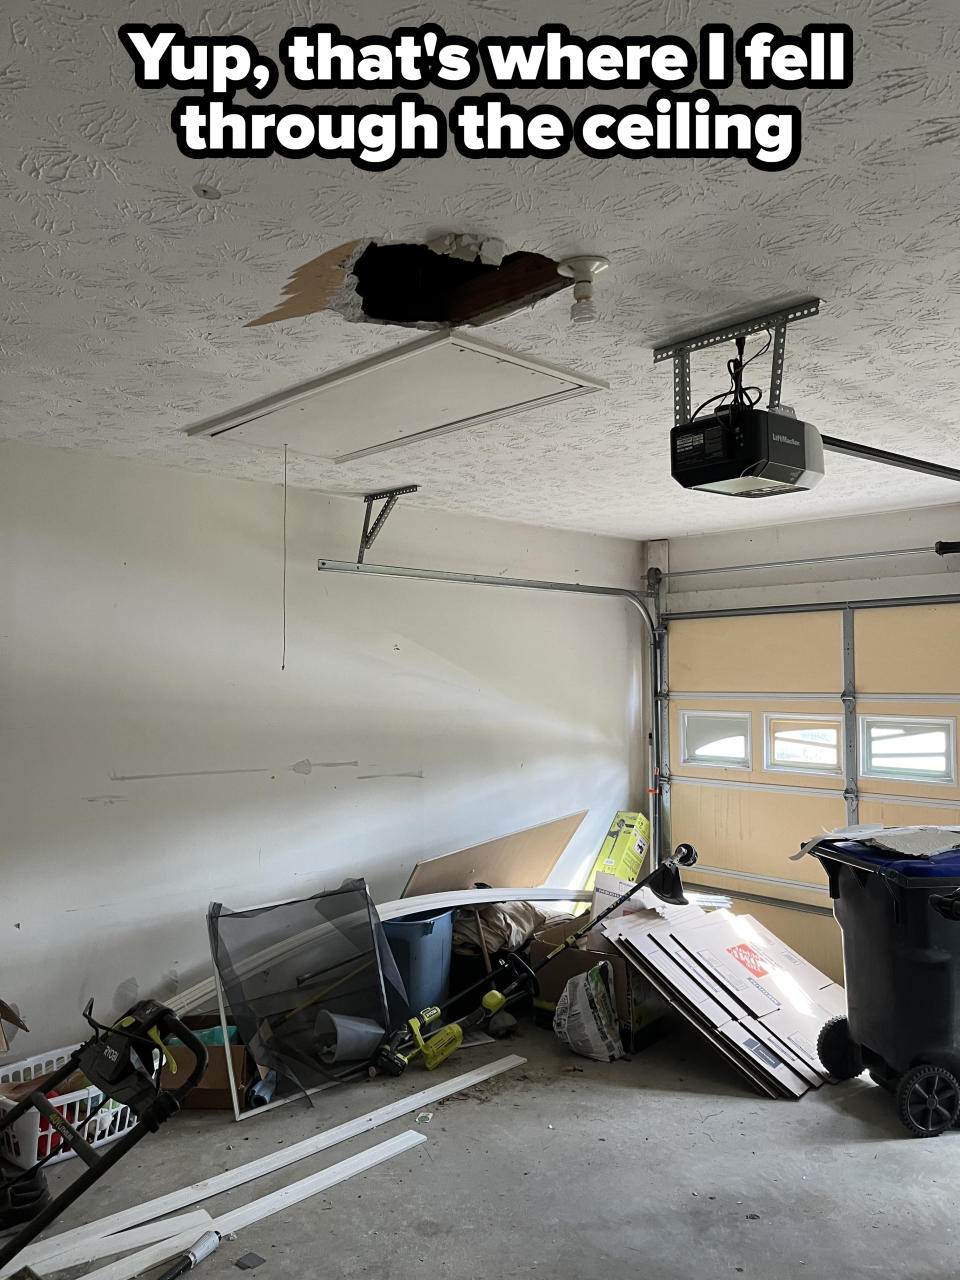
557, 256, 610, 324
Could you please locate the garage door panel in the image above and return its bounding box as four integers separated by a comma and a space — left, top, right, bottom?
669, 612, 842, 693
683, 868, 830, 909
666, 600, 960, 976
670, 782, 841, 885
855, 605, 960, 695
859, 799, 960, 828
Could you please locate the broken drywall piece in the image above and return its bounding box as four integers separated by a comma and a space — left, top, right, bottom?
479, 238, 507, 266
425, 231, 514, 266
401, 812, 587, 897
246, 240, 362, 328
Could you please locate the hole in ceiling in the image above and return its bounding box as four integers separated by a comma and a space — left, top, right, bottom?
246, 235, 571, 330
350, 241, 569, 327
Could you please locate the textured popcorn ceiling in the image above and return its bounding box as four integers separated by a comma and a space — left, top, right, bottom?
2, 0, 959, 539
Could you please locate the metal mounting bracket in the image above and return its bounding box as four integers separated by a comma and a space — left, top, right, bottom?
357, 485, 418, 564
653, 299, 820, 425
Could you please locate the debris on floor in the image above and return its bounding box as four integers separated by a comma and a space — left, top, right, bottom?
234, 1252, 266, 1270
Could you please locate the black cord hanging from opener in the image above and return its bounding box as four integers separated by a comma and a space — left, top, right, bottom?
689, 329, 772, 423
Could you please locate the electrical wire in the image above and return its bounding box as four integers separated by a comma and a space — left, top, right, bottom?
690, 329, 772, 422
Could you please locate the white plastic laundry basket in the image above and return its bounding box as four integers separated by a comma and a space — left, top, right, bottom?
0, 1045, 136, 1169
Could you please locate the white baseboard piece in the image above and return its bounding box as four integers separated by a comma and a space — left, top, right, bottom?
11, 1210, 213, 1277
7, 1054, 526, 1269
82, 1131, 426, 1280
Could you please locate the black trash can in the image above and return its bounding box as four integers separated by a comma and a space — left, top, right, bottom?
813, 838, 960, 1137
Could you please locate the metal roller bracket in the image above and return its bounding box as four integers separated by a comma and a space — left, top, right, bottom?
653, 299, 820, 426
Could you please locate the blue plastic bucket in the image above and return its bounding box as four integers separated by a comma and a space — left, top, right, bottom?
383, 908, 457, 1014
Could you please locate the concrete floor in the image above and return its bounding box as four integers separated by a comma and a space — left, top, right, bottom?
30, 1016, 960, 1279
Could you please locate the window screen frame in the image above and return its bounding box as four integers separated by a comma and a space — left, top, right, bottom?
679, 709, 752, 771
762, 712, 844, 778
858, 713, 958, 787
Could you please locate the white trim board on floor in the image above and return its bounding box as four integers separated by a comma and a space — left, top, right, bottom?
20, 1210, 213, 1277
3, 1054, 526, 1276
81, 1131, 426, 1280
167, 886, 591, 1016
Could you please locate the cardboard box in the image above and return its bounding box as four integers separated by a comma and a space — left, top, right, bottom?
604, 905, 847, 1098
529, 921, 662, 1047
159, 1016, 253, 1110
581, 812, 650, 899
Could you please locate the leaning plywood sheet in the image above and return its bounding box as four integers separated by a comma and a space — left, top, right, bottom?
401, 812, 587, 897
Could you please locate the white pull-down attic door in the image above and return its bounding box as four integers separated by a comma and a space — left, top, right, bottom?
186, 330, 607, 464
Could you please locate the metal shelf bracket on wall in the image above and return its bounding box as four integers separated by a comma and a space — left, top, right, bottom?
357, 486, 419, 564
652, 299, 821, 425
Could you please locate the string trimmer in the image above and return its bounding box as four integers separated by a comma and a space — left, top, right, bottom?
373, 843, 698, 1076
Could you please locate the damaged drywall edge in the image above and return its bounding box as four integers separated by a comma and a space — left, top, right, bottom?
245, 240, 363, 328
247, 233, 566, 331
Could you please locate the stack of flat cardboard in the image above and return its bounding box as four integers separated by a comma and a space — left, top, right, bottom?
603, 905, 846, 1098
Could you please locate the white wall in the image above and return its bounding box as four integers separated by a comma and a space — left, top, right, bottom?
0, 441, 645, 1060
659, 502, 960, 614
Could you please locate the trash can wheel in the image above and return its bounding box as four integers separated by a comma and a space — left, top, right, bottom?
817, 1016, 863, 1080
896, 1064, 960, 1138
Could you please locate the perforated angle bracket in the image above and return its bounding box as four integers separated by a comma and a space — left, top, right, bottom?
652, 299, 821, 426
357, 486, 419, 564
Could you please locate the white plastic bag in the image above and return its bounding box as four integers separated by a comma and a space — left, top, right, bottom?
553, 962, 624, 1062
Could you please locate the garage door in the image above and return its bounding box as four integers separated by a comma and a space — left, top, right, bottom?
664, 603, 960, 983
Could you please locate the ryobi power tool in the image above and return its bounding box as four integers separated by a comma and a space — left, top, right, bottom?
0, 999, 208, 1270
373, 844, 698, 1078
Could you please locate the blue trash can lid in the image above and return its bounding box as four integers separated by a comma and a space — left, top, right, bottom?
814, 838, 960, 886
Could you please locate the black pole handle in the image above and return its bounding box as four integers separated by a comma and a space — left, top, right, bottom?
935, 542, 960, 557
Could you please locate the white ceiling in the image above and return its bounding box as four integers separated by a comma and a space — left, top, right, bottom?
2, 0, 959, 540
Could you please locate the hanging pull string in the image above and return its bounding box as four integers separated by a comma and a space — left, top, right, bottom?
281, 443, 287, 672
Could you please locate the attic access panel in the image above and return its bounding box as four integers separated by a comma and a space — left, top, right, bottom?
186, 330, 607, 463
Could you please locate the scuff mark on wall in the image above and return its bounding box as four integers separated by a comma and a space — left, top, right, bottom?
113, 976, 139, 1012
356, 770, 425, 780
111, 766, 270, 782
110, 760, 358, 782
85, 794, 128, 804
288, 759, 359, 774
